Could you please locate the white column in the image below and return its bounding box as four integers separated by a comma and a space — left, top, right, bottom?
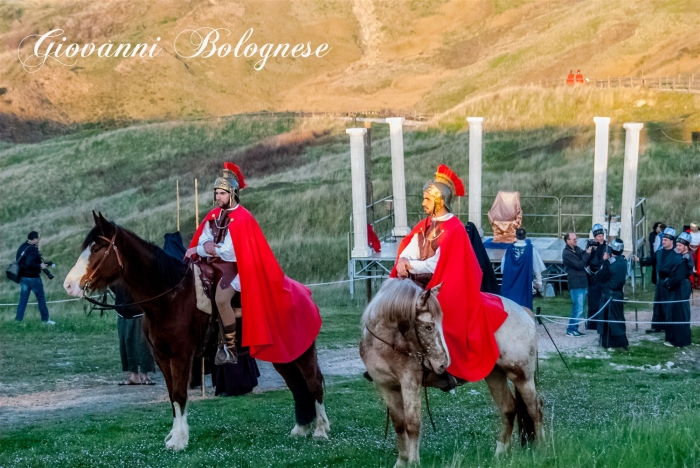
467, 117, 484, 230
592, 117, 610, 229
347, 128, 372, 258
386, 117, 410, 237
620, 123, 644, 255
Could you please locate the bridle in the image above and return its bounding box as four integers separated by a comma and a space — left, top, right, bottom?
365, 323, 431, 365
80, 229, 188, 309
83, 232, 122, 293
364, 307, 438, 368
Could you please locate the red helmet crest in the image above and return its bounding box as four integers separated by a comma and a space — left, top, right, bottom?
435, 164, 465, 197
223, 162, 246, 189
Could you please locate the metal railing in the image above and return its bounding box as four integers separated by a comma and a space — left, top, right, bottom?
537, 74, 700, 94
351, 194, 646, 243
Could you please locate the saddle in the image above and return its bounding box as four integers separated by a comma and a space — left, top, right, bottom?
192, 262, 214, 315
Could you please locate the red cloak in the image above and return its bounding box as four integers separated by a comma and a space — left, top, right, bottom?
189, 206, 322, 363
390, 216, 507, 382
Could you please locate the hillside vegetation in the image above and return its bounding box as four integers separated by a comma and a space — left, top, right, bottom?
1, 88, 698, 304
1, 0, 698, 123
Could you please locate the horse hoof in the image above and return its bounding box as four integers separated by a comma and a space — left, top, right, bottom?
164, 435, 188, 451
495, 441, 509, 456
312, 427, 329, 440
290, 423, 313, 437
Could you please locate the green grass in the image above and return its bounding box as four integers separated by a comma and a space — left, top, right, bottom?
1, 322, 699, 467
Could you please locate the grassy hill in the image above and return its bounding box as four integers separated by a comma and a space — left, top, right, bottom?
1, 87, 698, 305
1, 0, 698, 123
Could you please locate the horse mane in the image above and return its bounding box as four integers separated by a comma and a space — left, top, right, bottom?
81, 222, 188, 287
362, 279, 439, 328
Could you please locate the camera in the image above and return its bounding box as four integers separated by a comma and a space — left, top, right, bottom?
586, 239, 601, 250
41, 259, 55, 280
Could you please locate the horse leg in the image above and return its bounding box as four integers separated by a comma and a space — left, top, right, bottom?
164, 352, 193, 451
511, 375, 544, 444
153, 352, 182, 448
484, 365, 516, 455
377, 385, 410, 468
293, 342, 330, 439
399, 379, 422, 466
273, 361, 316, 437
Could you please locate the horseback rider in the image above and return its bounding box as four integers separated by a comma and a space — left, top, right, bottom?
186, 162, 322, 366
188, 162, 245, 365
391, 164, 508, 387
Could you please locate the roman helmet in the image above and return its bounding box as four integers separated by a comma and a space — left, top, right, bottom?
609, 238, 624, 255
422, 164, 465, 214
677, 231, 691, 246
592, 223, 605, 237
213, 162, 246, 207
661, 227, 677, 241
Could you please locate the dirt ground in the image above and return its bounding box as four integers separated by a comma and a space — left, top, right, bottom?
2, 305, 698, 429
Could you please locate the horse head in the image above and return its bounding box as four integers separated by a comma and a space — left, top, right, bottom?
64, 211, 123, 297
413, 283, 450, 375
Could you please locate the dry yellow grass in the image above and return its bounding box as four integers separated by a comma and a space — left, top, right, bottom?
1, 0, 698, 123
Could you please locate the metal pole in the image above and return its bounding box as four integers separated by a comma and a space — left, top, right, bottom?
201, 358, 206, 397
194, 177, 204, 396
195, 178, 199, 227
176, 180, 180, 232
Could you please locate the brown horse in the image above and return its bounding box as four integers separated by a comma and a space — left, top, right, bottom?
64, 213, 329, 450
360, 279, 543, 467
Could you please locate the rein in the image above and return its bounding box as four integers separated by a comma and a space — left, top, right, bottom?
364, 325, 425, 361
80, 230, 189, 309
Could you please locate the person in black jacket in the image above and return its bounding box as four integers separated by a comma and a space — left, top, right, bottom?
585, 223, 608, 330
15, 231, 54, 324
596, 239, 629, 349
562, 232, 590, 337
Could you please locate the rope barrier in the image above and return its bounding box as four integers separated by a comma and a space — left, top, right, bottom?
0, 278, 355, 308
539, 315, 700, 325
304, 279, 354, 287
0, 297, 83, 307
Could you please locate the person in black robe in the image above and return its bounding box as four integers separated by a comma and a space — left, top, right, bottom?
585, 223, 607, 329
636, 227, 679, 334
114, 285, 156, 385
663, 232, 694, 347
211, 315, 261, 396
648, 222, 665, 285
465, 222, 500, 294
596, 239, 629, 349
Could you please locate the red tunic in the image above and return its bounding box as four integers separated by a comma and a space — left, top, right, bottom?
189, 206, 322, 363
391, 216, 507, 382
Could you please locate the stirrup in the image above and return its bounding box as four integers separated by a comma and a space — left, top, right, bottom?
440, 372, 457, 393
215, 343, 238, 365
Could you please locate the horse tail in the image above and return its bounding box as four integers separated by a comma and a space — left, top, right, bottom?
273, 362, 317, 426
515, 387, 536, 446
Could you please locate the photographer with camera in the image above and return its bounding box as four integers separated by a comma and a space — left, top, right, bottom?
14, 231, 55, 324
584, 224, 608, 330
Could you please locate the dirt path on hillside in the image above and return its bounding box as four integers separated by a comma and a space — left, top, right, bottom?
2, 306, 699, 428
352, 0, 382, 65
